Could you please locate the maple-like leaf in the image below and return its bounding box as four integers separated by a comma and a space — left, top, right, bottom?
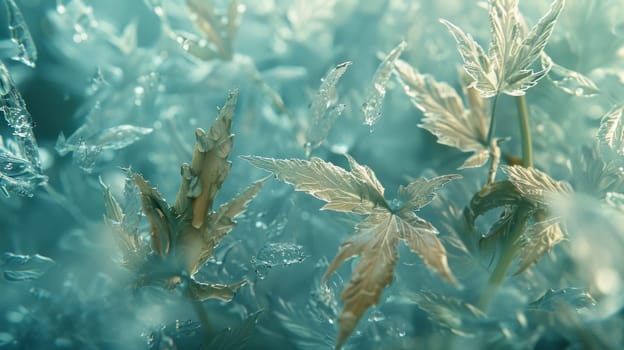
394, 60, 491, 169
242, 154, 459, 349
441, 0, 565, 97
102, 90, 265, 301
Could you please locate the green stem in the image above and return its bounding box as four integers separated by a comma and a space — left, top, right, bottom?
477, 219, 526, 312
486, 94, 500, 144
191, 300, 213, 341
515, 95, 533, 168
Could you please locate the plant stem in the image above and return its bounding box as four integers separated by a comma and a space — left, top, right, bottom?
486, 93, 500, 144
477, 241, 519, 311
515, 95, 533, 168
477, 212, 528, 312
191, 300, 213, 341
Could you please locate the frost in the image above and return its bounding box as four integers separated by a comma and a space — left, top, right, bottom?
252, 242, 307, 279
3, 0, 38, 67
598, 105, 624, 155
304, 61, 351, 155
542, 54, 599, 97
0, 62, 42, 173
362, 41, 406, 126
1, 252, 55, 281
55, 103, 153, 172
0, 62, 45, 196
527, 288, 596, 312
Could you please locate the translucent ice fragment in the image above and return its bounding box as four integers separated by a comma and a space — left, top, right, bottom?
305, 61, 351, 155
0, 149, 46, 197
598, 106, 624, 155
0, 62, 42, 173
362, 41, 406, 126
92, 125, 154, 151
252, 242, 306, 279
542, 55, 599, 97
56, 106, 153, 171
527, 288, 596, 311
1, 252, 55, 281
4, 0, 38, 67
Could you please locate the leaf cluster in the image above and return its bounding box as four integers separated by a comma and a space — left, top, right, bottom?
102, 90, 265, 301
243, 154, 459, 349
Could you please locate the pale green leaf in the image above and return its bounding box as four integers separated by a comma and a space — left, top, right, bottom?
515, 217, 564, 274
394, 60, 490, 169
439, 19, 497, 97
323, 211, 399, 349
598, 105, 624, 155
398, 174, 462, 211
442, 0, 565, 97
502, 165, 572, 206
241, 155, 387, 214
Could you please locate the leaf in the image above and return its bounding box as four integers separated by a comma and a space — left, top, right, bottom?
394, 60, 491, 168
102, 90, 265, 301
1, 252, 55, 281
394, 62, 494, 169
398, 174, 462, 211
542, 54, 599, 97
186, 90, 237, 229
304, 61, 351, 155
441, 0, 565, 97
598, 106, 624, 155
240, 155, 387, 214
362, 41, 407, 126
515, 217, 564, 274
502, 165, 572, 207
243, 154, 458, 349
